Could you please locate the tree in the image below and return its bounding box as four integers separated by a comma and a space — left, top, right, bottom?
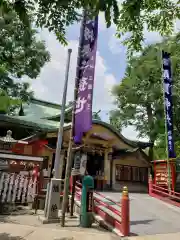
109, 112, 122, 132
1, 0, 179, 53
110, 34, 180, 160
0, 9, 50, 114
92, 110, 101, 120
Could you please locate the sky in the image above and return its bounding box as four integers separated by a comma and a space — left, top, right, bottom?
29, 13, 180, 141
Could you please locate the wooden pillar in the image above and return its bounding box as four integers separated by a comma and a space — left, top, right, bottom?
104, 148, 112, 188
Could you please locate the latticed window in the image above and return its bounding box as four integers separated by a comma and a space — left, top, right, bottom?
115, 164, 148, 183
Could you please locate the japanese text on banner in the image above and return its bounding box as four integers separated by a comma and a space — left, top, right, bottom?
73, 14, 98, 144
162, 51, 176, 159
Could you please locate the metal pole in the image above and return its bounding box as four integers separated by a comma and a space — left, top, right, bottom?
54, 48, 72, 179
61, 10, 86, 227
44, 49, 72, 221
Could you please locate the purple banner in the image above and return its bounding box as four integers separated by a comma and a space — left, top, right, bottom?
162, 51, 176, 159
73, 13, 98, 144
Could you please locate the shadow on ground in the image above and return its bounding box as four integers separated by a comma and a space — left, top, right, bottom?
131, 219, 154, 226
0, 234, 74, 240
0, 233, 24, 240
0, 205, 35, 224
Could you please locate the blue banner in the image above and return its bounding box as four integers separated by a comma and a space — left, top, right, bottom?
162, 51, 176, 159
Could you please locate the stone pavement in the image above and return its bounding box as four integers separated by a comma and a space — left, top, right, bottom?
126, 232, 180, 240
100, 192, 180, 236
1, 222, 180, 240
0, 208, 118, 240
0, 222, 118, 240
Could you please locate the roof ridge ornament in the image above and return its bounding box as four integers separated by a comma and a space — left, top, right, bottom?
7, 130, 12, 136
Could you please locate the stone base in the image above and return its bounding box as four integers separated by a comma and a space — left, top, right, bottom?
68, 215, 78, 219
38, 215, 61, 224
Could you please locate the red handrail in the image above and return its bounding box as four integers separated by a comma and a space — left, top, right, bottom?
76, 181, 82, 187
94, 191, 121, 206
75, 181, 121, 216
152, 184, 180, 201
152, 188, 180, 201
93, 195, 121, 217
152, 184, 180, 196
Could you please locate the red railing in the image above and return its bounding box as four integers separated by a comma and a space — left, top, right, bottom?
94, 191, 121, 205
149, 177, 180, 207
75, 181, 82, 201
74, 180, 130, 237
93, 194, 121, 216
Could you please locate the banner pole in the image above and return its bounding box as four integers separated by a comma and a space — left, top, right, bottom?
163, 97, 171, 192
43, 48, 72, 222
61, 10, 86, 227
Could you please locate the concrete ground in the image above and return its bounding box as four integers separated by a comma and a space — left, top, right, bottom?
1, 222, 180, 240
0, 222, 119, 240
99, 192, 180, 236
0, 207, 117, 240
1, 192, 180, 239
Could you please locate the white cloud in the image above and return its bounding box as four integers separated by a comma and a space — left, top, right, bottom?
174, 19, 180, 33
108, 24, 163, 56
143, 25, 162, 45
122, 126, 148, 141
28, 29, 116, 120
108, 18, 180, 56
108, 33, 127, 55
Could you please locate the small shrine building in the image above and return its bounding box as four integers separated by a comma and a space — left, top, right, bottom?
0, 98, 152, 192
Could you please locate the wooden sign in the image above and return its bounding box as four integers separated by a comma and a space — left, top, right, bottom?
72, 151, 81, 176
80, 154, 87, 176
155, 163, 168, 185
86, 191, 93, 212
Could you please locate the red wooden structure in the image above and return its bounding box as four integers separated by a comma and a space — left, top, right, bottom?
147, 159, 180, 208
149, 175, 180, 207
153, 159, 176, 191
74, 181, 130, 237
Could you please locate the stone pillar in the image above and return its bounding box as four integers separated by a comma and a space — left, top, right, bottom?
39, 151, 65, 223
43, 178, 62, 223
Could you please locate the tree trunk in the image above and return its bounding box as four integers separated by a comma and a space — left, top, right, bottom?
146, 104, 155, 161
148, 142, 154, 161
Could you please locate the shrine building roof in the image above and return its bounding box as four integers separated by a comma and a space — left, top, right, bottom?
21, 97, 72, 120
0, 113, 151, 149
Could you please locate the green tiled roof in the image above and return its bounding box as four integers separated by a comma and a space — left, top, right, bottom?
0, 97, 151, 150
0, 114, 59, 131
23, 98, 72, 120
23, 102, 60, 119
0, 113, 151, 149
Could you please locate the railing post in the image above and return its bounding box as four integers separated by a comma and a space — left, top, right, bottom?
121, 186, 130, 236
148, 174, 153, 196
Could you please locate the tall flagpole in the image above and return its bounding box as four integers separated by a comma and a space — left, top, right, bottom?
61, 11, 86, 227
45, 48, 72, 222
54, 48, 72, 179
